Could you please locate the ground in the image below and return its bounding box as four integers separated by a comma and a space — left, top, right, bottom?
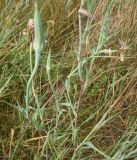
0, 0, 137, 159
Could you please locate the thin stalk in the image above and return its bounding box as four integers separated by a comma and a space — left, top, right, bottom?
25, 49, 40, 110
29, 42, 43, 125
47, 71, 60, 141
73, 6, 84, 157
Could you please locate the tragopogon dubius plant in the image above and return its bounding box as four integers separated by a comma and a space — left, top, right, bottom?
25, 1, 44, 114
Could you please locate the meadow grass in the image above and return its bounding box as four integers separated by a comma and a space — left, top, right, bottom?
1, 0, 137, 159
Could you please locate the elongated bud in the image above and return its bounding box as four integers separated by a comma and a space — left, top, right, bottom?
33, 1, 44, 52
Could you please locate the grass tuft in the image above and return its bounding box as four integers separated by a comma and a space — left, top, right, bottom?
1, 0, 137, 159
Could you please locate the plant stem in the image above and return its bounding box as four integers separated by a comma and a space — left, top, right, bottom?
73, 6, 84, 157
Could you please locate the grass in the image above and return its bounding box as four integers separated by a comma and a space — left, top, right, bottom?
1, 0, 137, 159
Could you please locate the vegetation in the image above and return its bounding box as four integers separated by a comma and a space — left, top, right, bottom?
1, 0, 137, 159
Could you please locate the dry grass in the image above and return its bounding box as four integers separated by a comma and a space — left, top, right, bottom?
0, 0, 137, 159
